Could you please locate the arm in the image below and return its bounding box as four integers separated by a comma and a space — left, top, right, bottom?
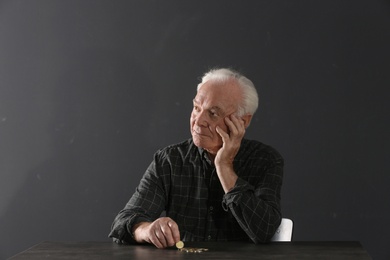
108, 155, 180, 247
215, 115, 283, 243
222, 157, 283, 243
214, 114, 247, 193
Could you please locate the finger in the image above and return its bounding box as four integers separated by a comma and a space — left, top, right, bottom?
224, 116, 237, 135
167, 220, 181, 243
230, 115, 245, 133
149, 230, 164, 248
227, 115, 245, 137
159, 227, 172, 248
224, 116, 243, 136
216, 126, 229, 142
161, 222, 175, 247
148, 219, 169, 248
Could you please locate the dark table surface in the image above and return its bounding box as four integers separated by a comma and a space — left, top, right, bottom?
10, 241, 372, 260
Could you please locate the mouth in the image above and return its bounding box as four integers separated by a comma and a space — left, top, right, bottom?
192, 129, 209, 137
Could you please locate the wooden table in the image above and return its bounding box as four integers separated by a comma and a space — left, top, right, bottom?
10, 241, 372, 259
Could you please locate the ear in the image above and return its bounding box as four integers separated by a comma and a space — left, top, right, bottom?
242, 114, 252, 128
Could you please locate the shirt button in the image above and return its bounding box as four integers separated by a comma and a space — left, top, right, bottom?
207, 235, 212, 240
209, 206, 213, 211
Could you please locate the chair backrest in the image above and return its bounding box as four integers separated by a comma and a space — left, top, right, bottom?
270, 218, 293, 242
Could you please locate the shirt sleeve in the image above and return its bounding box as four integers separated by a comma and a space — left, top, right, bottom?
108, 154, 168, 244
221, 151, 284, 243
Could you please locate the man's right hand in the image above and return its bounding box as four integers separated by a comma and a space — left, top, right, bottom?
132, 217, 181, 249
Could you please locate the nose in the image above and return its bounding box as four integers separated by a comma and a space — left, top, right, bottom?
193, 110, 208, 127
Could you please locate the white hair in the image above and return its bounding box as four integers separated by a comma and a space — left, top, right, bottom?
197, 68, 259, 116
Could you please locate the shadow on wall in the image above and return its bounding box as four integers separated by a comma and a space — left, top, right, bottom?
0, 50, 157, 259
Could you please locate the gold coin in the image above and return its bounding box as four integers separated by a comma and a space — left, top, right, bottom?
175, 241, 184, 249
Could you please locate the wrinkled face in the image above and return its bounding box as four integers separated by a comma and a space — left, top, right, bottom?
190, 79, 242, 154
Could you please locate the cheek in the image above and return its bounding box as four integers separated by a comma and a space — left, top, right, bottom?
216, 121, 228, 132
190, 114, 195, 125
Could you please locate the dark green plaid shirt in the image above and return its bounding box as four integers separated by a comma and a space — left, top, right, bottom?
109, 138, 283, 244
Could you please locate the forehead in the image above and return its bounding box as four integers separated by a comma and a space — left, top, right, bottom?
194, 79, 242, 111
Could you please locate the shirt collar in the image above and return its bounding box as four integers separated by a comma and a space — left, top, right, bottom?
197, 146, 213, 165
194, 138, 247, 165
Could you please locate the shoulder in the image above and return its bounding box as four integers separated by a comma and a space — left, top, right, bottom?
240, 139, 284, 164
154, 138, 198, 161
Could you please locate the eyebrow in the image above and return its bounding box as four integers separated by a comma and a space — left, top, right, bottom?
193, 99, 224, 114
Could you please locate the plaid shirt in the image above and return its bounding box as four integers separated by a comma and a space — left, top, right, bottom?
109, 138, 283, 243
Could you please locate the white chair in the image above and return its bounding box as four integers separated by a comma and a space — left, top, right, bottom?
270, 218, 293, 241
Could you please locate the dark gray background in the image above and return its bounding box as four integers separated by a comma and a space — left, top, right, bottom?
1, 0, 389, 259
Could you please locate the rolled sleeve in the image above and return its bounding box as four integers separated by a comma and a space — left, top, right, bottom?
109, 213, 152, 244
222, 178, 254, 211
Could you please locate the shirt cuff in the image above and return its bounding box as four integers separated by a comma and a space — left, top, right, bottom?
222, 178, 254, 211
108, 214, 151, 244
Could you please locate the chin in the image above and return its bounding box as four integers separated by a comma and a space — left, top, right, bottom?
192, 136, 203, 148
192, 139, 217, 153
191, 136, 205, 148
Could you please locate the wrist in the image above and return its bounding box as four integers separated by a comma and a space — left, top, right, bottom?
215, 158, 234, 169
132, 222, 150, 243
215, 164, 238, 193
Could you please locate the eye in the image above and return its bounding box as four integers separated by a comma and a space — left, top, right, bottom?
193, 105, 200, 112
209, 110, 218, 117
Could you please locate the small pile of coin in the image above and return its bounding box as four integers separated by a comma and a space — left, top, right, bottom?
178, 247, 209, 253
176, 241, 208, 253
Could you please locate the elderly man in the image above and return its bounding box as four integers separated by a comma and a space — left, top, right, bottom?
109, 68, 284, 248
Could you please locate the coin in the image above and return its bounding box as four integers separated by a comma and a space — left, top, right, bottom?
178, 247, 209, 253
175, 241, 184, 249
